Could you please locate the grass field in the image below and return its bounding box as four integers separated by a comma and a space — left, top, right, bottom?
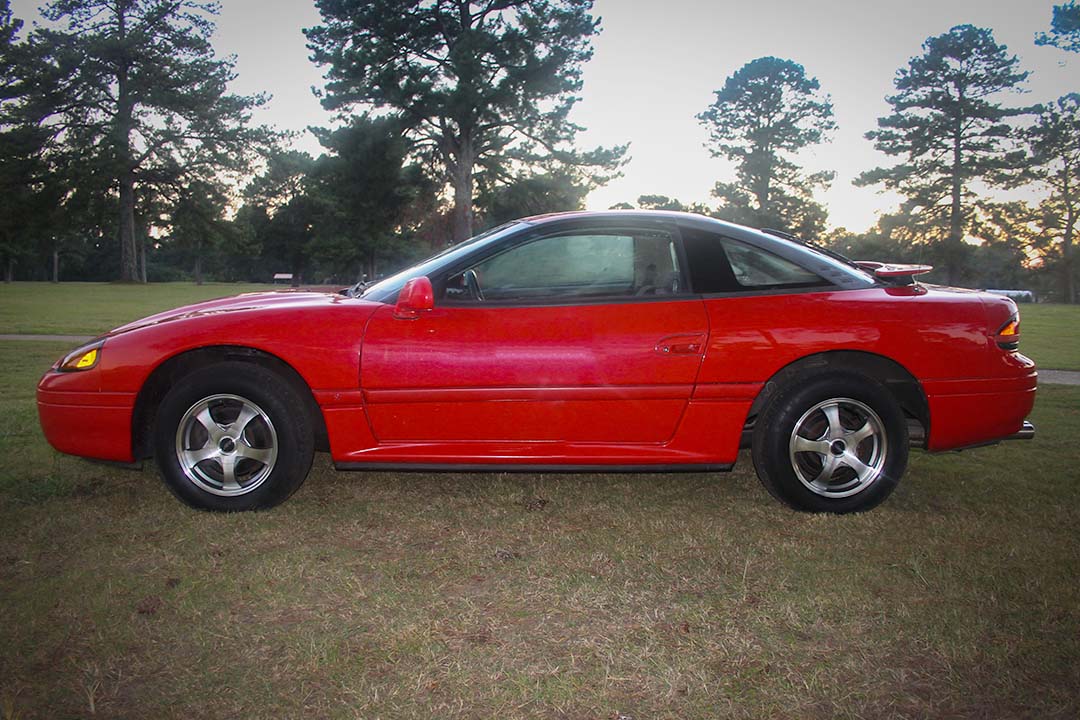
2, 323, 1079, 715
1016, 303, 1080, 370
0, 282, 277, 336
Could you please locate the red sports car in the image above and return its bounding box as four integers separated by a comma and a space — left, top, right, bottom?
37, 211, 1036, 513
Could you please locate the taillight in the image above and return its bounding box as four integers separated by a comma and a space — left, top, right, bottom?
995, 314, 1020, 350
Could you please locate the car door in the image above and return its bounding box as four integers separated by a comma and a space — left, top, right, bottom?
359, 224, 710, 444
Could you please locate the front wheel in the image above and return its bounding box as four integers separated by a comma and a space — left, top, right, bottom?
751, 374, 909, 513
153, 362, 314, 511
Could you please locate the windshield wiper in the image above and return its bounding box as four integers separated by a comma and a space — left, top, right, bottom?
341, 280, 371, 298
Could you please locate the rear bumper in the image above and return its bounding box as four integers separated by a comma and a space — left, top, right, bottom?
923, 371, 1037, 451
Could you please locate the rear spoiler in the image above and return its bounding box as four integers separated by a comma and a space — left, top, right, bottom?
854, 261, 934, 285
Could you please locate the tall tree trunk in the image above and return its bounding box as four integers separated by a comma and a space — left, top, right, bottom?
752, 148, 772, 222
1063, 256, 1074, 304
947, 117, 964, 286
1063, 167, 1076, 304
1063, 209, 1075, 304
140, 238, 147, 282
450, 136, 475, 242
4, 256, 12, 283
118, 174, 138, 281
52, 249, 59, 283
194, 253, 203, 285
115, 4, 141, 282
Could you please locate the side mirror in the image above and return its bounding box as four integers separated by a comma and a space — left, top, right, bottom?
394, 276, 434, 319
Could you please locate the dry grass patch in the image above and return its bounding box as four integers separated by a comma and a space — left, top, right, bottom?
2, 341, 1079, 719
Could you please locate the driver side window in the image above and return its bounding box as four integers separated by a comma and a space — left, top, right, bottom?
444, 229, 682, 303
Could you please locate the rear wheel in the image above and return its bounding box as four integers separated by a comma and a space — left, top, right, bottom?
153, 362, 314, 511
751, 374, 908, 513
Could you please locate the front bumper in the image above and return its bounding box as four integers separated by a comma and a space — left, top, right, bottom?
37, 374, 137, 463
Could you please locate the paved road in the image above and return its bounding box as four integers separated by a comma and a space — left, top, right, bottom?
0, 334, 95, 343
1039, 370, 1080, 386
3, 334, 1079, 385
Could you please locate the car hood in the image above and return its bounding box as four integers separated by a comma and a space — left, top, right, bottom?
106, 289, 371, 336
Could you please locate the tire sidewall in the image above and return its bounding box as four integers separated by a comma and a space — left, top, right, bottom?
752, 373, 909, 513
154, 363, 314, 511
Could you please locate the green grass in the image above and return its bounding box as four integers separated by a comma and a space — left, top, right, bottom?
0, 281, 278, 335
1018, 303, 1080, 370
2, 340, 1078, 719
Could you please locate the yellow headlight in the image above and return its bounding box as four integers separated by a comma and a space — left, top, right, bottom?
74, 348, 98, 368
59, 341, 104, 372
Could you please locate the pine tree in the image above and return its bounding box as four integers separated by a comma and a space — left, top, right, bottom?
308, 116, 432, 280
0, 0, 58, 281
240, 150, 316, 285
697, 56, 835, 238
857, 25, 1031, 284
1028, 94, 1080, 302
32, 0, 274, 281
170, 178, 229, 285
1036, 1, 1080, 53
305, 0, 625, 242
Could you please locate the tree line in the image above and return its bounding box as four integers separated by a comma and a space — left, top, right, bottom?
0, 0, 1077, 301
621, 11, 1080, 302
0, 0, 623, 285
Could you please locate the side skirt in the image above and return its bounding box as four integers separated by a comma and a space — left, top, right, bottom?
334, 462, 735, 474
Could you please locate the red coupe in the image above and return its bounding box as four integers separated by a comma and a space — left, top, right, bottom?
37, 211, 1036, 513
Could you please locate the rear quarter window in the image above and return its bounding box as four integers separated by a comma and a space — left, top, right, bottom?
681, 227, 828, 293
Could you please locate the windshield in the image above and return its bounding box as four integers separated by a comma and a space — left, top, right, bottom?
356, 221, 524, 303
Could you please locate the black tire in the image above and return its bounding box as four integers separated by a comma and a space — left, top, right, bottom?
751, 373, 908, 513
153, 362, 315, 511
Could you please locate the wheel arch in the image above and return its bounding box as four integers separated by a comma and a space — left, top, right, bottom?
742, 350, 929, 448
131, 345, 329, 460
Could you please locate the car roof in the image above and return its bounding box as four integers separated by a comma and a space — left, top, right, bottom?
522, 209, 709, 225
519, 209, 780, 242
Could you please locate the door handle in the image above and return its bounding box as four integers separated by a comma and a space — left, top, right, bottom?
665, 342, 702, 354
655, 333, 706, 356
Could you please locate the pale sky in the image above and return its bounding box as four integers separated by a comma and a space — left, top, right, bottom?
12, 0, 1077, 231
